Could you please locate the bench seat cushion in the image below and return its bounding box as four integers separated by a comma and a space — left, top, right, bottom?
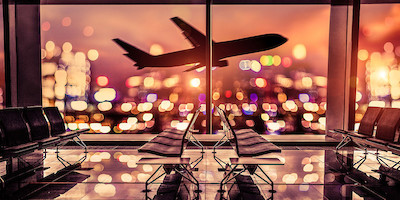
237, 142, 281, 157
150, 136, 183, 146
236, 136, 269, 146
158, 131, 185, 140
348, 132, 371, 139
388, 143, 400, 150
2, 142, 39, 156
366, 138, 389, 146
164, 128, 184, 135
138, 142, 181, 157
58, 131, 80, 140
37, 137, 61, 148
235, 129, 256, 135
236, 132, 259, 140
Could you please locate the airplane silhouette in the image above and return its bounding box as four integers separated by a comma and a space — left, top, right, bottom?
113, 17, 287, 72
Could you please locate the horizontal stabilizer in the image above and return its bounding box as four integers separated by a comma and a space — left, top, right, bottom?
113, 38, 152, 62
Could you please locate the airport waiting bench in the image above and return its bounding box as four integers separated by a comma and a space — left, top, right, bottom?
331, 107, 400, 169
0, 106, 88, 190
214, 107, 283, 200
137, 108, 203, 200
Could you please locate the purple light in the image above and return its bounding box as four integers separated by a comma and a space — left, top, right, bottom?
198, 93, 206, 102
250, 93, 258, 102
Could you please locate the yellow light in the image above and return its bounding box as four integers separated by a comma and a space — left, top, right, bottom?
68, 123, 78, 130
260, 55, 269, 66
88, 49, 99, 61
62, 42, 72, 53
250, 60, 261, 72
121, 103, 133, 112
98, 174, 112, 183
144, 77, 155, 88
190, 78, 200, 87
302, 77, 313, 89
303, 113, 314, 121
126, 76, 142, 88
143, 113, 153, 121
118, 123, 131, 130
293, 44, 307, 60
261, 113, 269, 121
255, 78, 267, 88
71, 101, 88, 111
127, 117, 138, 124
160, 100, 171, 110
358, 49, 369, 61
98, 102, 112, 111
143, 164, 153, 172
121, 173, 133, 182
368, 101, 385, 107
356, 91, 362, 102
169, 93, 179, 103
277, 93, 287, 103
100, 126, 111, 133
45, 41, 55, 52
236, 92, 244, 101
186, 103, 194, 111
273, 55, 281, 66
149, 44, 164, 55
303, 164, 313, 172
94, 88, 117, 102
285, 100, 297, 110
90, 123, 102, 130
94, 183, 116, 197
213, 92, 220, 100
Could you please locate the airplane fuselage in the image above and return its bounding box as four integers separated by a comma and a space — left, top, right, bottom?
138, 34, 287, 67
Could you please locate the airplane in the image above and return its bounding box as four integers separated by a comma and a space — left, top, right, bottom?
113, 17, 287, 72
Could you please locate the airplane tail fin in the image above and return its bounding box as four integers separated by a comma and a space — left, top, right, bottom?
113, 38, 152, 65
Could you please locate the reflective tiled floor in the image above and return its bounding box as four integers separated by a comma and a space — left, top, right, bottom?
4, 146, 400, 199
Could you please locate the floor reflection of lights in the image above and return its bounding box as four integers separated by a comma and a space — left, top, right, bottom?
23, 146, 397, 199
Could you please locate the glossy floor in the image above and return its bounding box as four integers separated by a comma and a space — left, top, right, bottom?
10, 146, 400, 199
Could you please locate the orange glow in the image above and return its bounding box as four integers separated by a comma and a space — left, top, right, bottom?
236, 92, 244, 101
255, 78, 267, 88
88, 49, 99, 61
293, 44, 307, 60
149, 44, 164, 55
358, 49, 369, 61
96, 76, 109, 87
126, 76, 141, 88
190, 78, 200, 87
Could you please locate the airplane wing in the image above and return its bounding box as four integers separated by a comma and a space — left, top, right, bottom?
183, 64, 205, 72
171, 17, 207, 48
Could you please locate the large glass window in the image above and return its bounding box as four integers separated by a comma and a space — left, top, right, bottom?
41, 5, 206, 133
356, 3, 400, 127
213, 5, 330, 134
41, 3, 330, 135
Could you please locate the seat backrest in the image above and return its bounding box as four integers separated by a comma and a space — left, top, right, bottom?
23, 106, 51, 141
374, 108, 400, 142
215, 107, 240, 156
0, 108, 32, 147
43, 107, 66, 136
358, 107, 383, 136
180, 107, 201, 156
